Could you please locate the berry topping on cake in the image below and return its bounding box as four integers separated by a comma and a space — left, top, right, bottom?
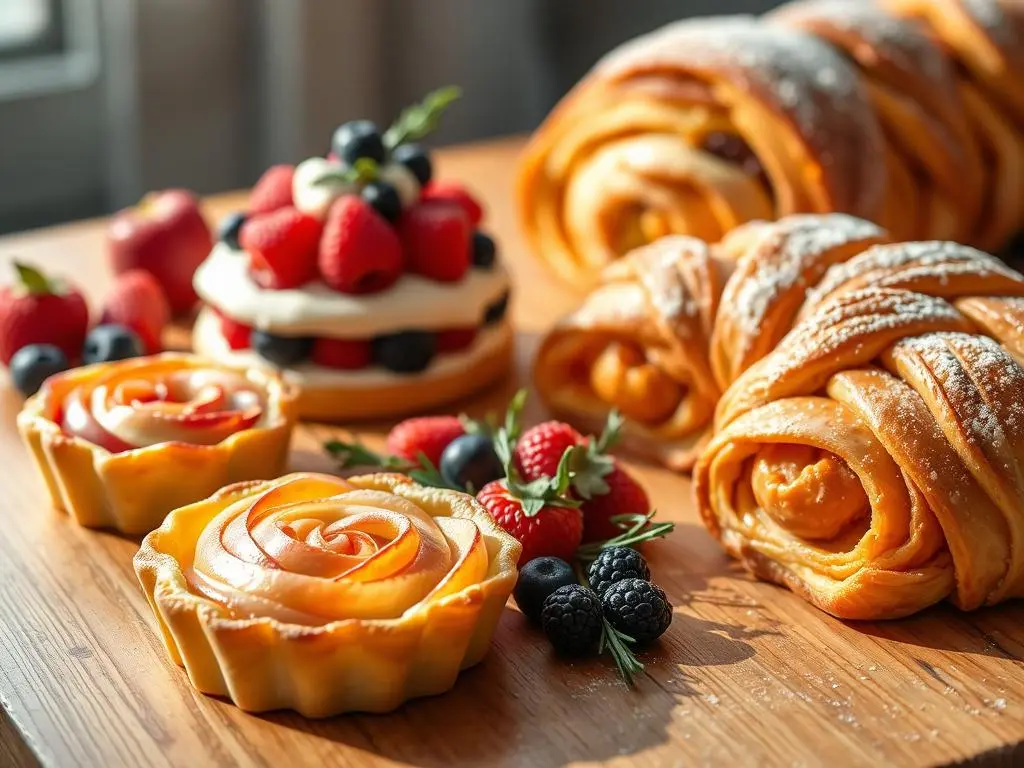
292, 157, 357, 220
422, 181, 483, 226
249, 164, 295, 215
399, 201, 471, 282
471, 231, 497, 269
372, 330, 436, 373
240, 207, 322, 289
251, 330, 312, 366
484, 291, 510, 324
377, 163, 421, 208
391, 143, 433, 186
310, 337, 372, 370
217, 211, 247, 250
215, 309, 252, 350
100, 270, 170, 354
360, 180, 403, 223
436, 327, 478, 352
319, 196, 403, 294
333, 120, 387, 166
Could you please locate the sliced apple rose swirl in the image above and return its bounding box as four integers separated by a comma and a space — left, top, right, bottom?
18, 353, 297, 533
134, 472, 521, 716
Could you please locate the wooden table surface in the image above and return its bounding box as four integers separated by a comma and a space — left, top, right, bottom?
1, 137, 1023, 768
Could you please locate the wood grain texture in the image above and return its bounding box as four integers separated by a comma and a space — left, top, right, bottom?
1, 138, 1023, 768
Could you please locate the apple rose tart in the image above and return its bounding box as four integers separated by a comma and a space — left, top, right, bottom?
134, 472, 521, 716
18, 353, 296, 533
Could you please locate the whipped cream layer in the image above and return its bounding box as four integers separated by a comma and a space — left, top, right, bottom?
194, 244, 511, 339
193, 306, 512, 388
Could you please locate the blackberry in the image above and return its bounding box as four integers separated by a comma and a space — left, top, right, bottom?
514, 557, 577, 624
540, 584, 602, 656
602, 578, 672, 645
587, 546, 650, 596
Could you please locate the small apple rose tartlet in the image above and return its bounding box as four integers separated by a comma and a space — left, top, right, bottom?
133, 472, 521, 716
18, 353, 296, 533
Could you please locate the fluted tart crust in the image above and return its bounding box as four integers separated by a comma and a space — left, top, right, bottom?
133, 472, 521, 716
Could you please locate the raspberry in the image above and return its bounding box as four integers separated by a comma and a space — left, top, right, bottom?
587, 546, 651, 596
240, 207, 322, 289
476, 480, 583, 564
385, 415, 465, 466
515, 421, 584, 481
249, 164, 295, 215
421, 181, 483, 226
99, 270, 170, 354
601, 578, 672, 645
311, 337, 372, 369
540, 585, 603, 656
398, 201, 470, 283
319, 196, 403, 294
580, 464, 650, 543
436, 327, 478, 353
215, 310, 252, 350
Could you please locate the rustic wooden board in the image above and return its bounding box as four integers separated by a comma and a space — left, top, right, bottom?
1, 138, 1023, 768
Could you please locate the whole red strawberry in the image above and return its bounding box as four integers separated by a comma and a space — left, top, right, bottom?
398, 201, 470, 282
515, 421, 584, 481
0, 263, 89, 366
311, 337, 372, 370
240, 207, 322, 289
421, 181, 484, 226
100, 270, 170, 354
477, 481, 583, 564
319, 196, 403, 294
386, 416, 465, 466
249, 164, 295, 215
580, 463, 651, 543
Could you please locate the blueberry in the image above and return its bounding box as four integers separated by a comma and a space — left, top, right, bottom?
471, 232, 497, 269
251, 331, 313, 367
514, 557, 578, 624
371, 330, 435, 374
217, 211, 247, 250
10, 344, 68, 397
439, 433, 503, 491
83, 325, 144, 365
391, 143, 432, 186
484, 291, 510, 325
332, 120, 386, 166
361, 181, 402, 223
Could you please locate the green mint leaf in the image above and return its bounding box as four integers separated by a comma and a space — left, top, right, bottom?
503, 388, 528, 442
383, 85, 462, 150
13, 262, 55, 295
594, 409, 624, 454
313, 157, 379, 187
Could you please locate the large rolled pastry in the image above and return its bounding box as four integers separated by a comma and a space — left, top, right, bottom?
517, 0, 1024, 286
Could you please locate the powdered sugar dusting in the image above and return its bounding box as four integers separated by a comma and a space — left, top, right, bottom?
630, 236, 707, 325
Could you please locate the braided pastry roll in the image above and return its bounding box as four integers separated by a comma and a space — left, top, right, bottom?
518, 0, 1024, 286
696, 235, 1024, 619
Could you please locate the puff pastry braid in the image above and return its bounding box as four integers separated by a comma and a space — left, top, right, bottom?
517, 0, 1024, 286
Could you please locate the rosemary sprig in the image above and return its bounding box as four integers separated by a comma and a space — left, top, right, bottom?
313, 156, 380, 187
383, 85, 462, 149
576, 510, 675, 563
576, 558, 646, 686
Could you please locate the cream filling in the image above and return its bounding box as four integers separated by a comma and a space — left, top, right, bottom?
193, 306, 512, 389
194, 243, 510, 339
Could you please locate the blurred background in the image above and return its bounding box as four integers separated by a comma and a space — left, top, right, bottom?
0, 0, 781, 234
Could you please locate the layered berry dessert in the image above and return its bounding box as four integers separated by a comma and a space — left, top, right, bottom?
193, 89, 513, 420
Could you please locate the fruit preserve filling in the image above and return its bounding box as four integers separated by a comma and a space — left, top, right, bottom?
208, 289, 510, 374
60, 366, 268, 453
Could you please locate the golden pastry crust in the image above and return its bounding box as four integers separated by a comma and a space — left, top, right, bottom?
18, 353, 297, 534
133, 472, 521, 716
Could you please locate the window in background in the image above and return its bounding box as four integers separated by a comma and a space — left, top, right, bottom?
0, 0, 62, 57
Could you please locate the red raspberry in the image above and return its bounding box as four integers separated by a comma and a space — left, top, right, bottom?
240, 207, 322, 289
580, 462, 651, 543
477, 481, 582, 564
249, 164, 295, 215
385, 415, 465, 466
421, 181, 483, 226
436, 327, 478, 353
214, 309, 252, 350
0, 263, 89, 366
319, 196, 403, 294
311, 337, 372, 369
398, 201, 470, 283
515, 421, 585, 481
99, 270, 170, 354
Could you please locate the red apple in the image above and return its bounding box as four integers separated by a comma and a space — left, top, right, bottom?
107, 189, 212, 315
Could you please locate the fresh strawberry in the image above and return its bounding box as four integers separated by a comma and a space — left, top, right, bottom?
398, 201, 470, 282
580, 463, 651, 543
436, 327, 477, 353
99, 270, 170, 354
240, 207, 322, 289
0, 263, 89, 366
386, 415, 465, 466
319, 196, 403, 294
421, 181, 483, 226
515, 421, 584, 482
311, 337, 372, 370
214, 308, 252, 350
249, 164, 295, 215
477, 481, 582, 564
